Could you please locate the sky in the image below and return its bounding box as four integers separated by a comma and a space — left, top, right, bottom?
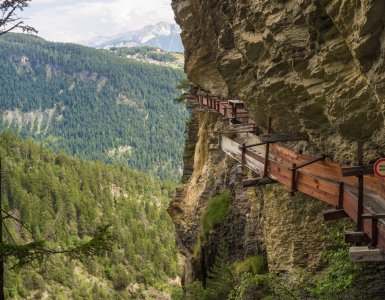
19, 0, 176, 43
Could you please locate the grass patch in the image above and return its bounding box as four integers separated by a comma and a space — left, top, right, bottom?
233, 255, 268, 276
200, 190, 231, 240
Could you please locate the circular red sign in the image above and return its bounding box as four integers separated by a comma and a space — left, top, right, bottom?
374, 158, 385, 178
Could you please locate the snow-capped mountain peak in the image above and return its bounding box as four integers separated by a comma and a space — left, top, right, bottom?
84, 22, 183, 53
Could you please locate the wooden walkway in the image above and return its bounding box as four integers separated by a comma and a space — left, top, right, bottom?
191, 90, 385, 260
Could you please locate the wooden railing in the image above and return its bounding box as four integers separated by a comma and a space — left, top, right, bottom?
191, 89, 385, 260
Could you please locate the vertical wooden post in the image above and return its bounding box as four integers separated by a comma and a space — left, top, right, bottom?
232, 103, 237, 122
290, 163, 297, 196
254, 125, 260, 136
337, 182, 344, 209
357, 140, 364, 232
371, 218, 379, 248
263, 117, 272, 177
241, 143, 246, 166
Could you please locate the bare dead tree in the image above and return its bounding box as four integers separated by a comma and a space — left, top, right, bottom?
0, 0, 37, 36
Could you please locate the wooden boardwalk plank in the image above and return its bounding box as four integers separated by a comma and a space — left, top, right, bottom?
195, 93, 385, 256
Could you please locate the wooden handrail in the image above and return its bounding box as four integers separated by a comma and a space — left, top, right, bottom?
191, 91, 385, 254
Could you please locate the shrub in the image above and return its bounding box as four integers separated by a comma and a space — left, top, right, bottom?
200, 190, 231, 239
111, 264, 131, 291
233, 255, 268, 276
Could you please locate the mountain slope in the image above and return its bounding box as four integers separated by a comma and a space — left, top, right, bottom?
0, 33, 189, 181
1, 131, 181, 299
86, 22, 184, 53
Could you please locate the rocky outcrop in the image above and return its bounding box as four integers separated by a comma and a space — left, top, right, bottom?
169, 109, 330, 284
172, 0, 385, 164
169, 110, 264, 284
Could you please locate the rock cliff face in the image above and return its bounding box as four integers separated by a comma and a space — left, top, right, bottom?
169, 109, 330, 285
170, 0, 385, 295
172, 0, 385, 163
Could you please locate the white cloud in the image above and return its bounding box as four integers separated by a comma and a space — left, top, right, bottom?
20, 0, 175, 43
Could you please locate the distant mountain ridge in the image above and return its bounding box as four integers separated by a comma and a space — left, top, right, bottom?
86, 22, 184, 53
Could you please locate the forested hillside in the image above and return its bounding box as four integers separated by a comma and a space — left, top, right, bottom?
0, 33, 189, 181
0, 131, 181, 299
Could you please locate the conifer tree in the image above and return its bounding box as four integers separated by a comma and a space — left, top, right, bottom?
0, 0, 37, 36
204, 244, 236, 300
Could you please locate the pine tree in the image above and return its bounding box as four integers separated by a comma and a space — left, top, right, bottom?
204, 244, 236, 300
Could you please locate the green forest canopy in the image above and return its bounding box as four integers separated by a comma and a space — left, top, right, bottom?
0, 33, 189, 182
0, 131, 180, 299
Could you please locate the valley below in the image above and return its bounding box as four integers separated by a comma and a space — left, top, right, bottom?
0, 33, 188, 299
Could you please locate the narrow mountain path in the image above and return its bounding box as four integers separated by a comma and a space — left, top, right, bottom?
189, 89, 385, 261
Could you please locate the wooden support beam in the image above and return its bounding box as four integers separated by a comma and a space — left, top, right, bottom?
323, 208, 348, 221
357, 141, 364, 233
362, 214, 385, 219
344, 231, 371, 244
239, 142, 266, 150
260, 132, 309, 143
290, 155, 326, 170
223, 116, 251, 120
290, 163, 297, 196
360, 214, 385, 248
243, 177, 278, 188
230, 123, 255, 128
337, 182, 344, 209
341, 165, 375, 177
263, 117, 272, 177
372, 218, 379, 248
349, 246, 385, 262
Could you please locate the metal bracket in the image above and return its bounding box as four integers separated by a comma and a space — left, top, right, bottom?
290, 155, 327, 196
362, 214, 385, 248
260, 132, 309, 143
239, 142, 267, 150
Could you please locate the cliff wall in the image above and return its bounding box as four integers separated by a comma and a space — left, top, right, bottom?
172, 0, 385, 163
170, 0, 385, 297
169, 109, 330, 285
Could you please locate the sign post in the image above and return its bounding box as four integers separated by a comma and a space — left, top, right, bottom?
374, 158, 385, 178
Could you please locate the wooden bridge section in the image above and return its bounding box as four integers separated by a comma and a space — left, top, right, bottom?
191, 89, 385, 261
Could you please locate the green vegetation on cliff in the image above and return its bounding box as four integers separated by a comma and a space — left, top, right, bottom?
0, 33, 189, 182
200, 190, 231, 240
184, 220, 381, 300
0, 131, 180, 299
